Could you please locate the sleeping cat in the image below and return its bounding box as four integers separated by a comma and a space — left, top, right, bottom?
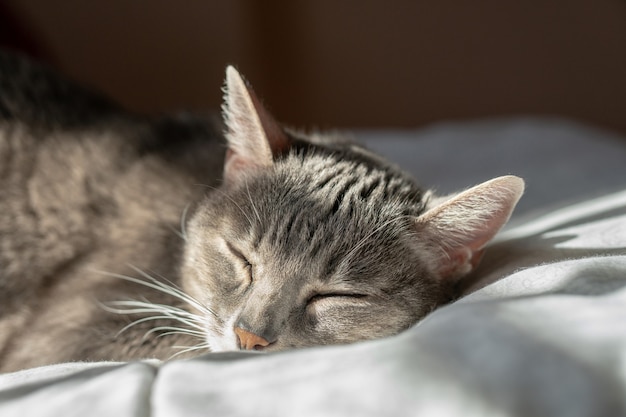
0, 51, 523, 372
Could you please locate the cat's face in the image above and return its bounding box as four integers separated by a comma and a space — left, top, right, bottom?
182, 150, 445, 351
180, 67, 524, 352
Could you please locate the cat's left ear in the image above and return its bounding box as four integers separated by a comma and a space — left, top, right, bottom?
414, 176, 524, 282
222, 66, 290, 184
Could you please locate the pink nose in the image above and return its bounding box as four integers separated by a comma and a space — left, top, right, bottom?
234, 327, 271, 350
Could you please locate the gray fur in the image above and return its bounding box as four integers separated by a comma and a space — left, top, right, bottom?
0, 52, 523, 372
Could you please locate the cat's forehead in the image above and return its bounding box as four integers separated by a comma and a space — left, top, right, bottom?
276, 151, 422, 204
223, 153, 421, 261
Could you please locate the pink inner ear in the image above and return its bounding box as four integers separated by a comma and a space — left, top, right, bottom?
437, 246, 486, 277
223, 149, 265, 186
247, 90, 291, 156
224, 148, 244, 172
221, 66, 291, 185
471, 248, 486, 270
417, 175, 524, 281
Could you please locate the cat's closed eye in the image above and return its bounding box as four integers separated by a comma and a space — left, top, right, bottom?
306, 293, 368, 307
226, 242, 253, 283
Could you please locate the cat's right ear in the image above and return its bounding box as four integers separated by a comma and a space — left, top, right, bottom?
221, 66, 290, 185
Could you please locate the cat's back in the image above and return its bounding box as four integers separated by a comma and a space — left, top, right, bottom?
0, 50, 225, 320
0, 50, 225, 165
0, 50, 225, 231
0, 49, 122, 128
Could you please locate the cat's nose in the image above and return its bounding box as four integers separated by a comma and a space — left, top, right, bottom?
234, 327, 271, 350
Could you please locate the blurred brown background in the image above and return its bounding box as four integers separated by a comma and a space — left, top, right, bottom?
1, 0, 625, 133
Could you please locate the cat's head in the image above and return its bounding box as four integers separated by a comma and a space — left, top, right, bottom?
181, 67, 524, 352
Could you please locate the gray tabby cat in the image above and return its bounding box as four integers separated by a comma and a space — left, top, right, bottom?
0, 51, 523, 372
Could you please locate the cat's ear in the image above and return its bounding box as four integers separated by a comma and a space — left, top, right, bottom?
414, 176, 524, 281
222, 66, 290, 184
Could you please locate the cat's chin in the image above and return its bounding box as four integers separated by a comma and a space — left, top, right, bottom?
205, 330, 240, 352
207, 341, 239, 353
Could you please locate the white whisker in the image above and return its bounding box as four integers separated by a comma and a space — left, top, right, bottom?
95, 266, 215, 319
118, 315, 176, 338
103, 302, 206, 332
180, 203, 190, 241
170, 227, 186, 240
146, 326, 206, 338
139, 269, 217, 318
129, 266, 209, 310
245, 178, 262, 224
168, 203, 192, 241
168, 343, 211, 360
155, 329, 206, 339
94, 266, 219, 359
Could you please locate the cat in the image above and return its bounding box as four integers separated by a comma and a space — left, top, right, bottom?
0, 50, 523, 372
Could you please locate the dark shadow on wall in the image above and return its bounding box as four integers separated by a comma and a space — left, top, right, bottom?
1, 1, 625, 134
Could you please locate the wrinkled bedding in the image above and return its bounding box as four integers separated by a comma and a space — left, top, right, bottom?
2, 118, 626, 416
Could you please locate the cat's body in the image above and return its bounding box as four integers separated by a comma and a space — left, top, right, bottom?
0, 51, 523, 372
0, 52, 227, 371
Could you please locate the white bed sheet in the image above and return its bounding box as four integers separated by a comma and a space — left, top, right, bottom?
2, 118, 626, 416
